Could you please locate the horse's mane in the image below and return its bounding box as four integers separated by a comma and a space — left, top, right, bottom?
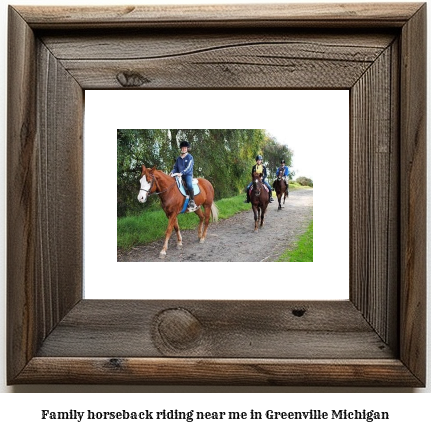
154, 168, 170, 177
148, 167, 175, 182
252, 172, 263, 181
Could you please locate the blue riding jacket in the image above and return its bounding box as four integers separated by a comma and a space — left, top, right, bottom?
276, 166, 289, 177
171, 153, 194, 191
171, 153, 194, 177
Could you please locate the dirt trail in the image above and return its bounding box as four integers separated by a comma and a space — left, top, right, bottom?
118, 188, 313, 262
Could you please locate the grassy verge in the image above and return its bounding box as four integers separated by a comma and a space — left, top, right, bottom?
288, 181, 311, 190
118, 184, 311, 250
118, 194, 251, 250
277, 219, 313, 262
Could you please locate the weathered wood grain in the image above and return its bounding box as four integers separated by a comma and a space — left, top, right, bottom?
39, 31, 395, 89
7, 6, 83, 382
36, 300, 394, 359
35, 40, 84, 335
16, 3, 424, 29
399, 3, 427, 385
41, 31, 395, 60
7, 6, 38, 382
15, 358, 423, 386
7, 3, 426, 386
350, 45, 398, 347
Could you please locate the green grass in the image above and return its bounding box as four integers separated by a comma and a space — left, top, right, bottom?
214, 194, 250, 219
118, 193, 251, 250
277, 220, 313, 262
118, 184, 312, 250
288, 181, 310, 190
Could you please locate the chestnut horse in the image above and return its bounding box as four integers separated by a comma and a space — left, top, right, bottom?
273, 172, 288, 210
137, 165, 218, 258
250, 172, 269, 231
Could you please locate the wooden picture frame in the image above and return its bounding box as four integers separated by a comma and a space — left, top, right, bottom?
7, 3, 426, 386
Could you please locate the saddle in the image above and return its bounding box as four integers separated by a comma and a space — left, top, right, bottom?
249, 183, 269, 195
175, 177, 201, 197
175, 177, 201, 214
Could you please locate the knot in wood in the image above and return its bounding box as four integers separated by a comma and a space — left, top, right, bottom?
116, 71, 150, 87
155, 308, 203, 351
292, 308, 306, 317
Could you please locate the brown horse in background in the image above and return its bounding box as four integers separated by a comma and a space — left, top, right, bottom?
273, 172, 288, 210
250, 172, 269, 231
137, 165, 218, 258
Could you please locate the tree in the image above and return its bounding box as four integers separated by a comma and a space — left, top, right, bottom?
117, 129, 292, 216
262, 133, 294, 182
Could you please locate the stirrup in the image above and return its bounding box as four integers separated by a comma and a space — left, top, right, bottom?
188, 200, 198, 211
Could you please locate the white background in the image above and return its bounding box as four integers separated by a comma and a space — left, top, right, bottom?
0, 0, 429, 425
85, 90, 349, 300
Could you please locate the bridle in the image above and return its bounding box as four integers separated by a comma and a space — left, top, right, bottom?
253, 177, 262, 196
140, 172, 176, 196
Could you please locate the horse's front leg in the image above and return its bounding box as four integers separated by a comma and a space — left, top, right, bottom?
261, 207, 266, 227
160, 214, 177, 258
256, 207, 262, 231
253, 205, 258, 231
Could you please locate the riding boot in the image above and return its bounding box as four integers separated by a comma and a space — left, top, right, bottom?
187, 189, 198, 211
269, 190, 274, 203
244, 192, 250, 203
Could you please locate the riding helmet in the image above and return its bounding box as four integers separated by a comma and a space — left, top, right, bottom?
179, 140, 190, 149
281, 159, 285, 164
256, 155, 263, 161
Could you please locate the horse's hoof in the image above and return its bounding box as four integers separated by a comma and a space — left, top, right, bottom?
177, 243, 183, 250
159, 251, 167, 259
199, 238, 205, 244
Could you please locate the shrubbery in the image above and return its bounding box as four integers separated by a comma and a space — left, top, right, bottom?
117, 129, 294, 217
295, 176, 313, 187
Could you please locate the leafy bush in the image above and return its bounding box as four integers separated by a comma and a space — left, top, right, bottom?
295, 176, 313, 187
117, 129, 295, 216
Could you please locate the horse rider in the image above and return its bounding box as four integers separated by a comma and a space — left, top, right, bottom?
244, 155, 274, 203
275, 159, 290, 189
170, 140, 198, 211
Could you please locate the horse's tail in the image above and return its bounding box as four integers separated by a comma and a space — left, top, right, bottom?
210, 202, 219, 222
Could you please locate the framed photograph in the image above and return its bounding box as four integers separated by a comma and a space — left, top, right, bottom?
7, 3, 426, 386
86, 90, 349, 300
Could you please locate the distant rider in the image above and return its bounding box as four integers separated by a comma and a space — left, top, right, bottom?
170, 141, 198, 211
275, 159, 289, 189
244, 155, 274, 203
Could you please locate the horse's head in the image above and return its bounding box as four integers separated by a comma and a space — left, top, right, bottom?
252, 172, 262, 196
252, 172, 263, 182
137, 165, 156, 203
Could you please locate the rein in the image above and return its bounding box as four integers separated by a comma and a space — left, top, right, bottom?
140, 173, 176, 196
